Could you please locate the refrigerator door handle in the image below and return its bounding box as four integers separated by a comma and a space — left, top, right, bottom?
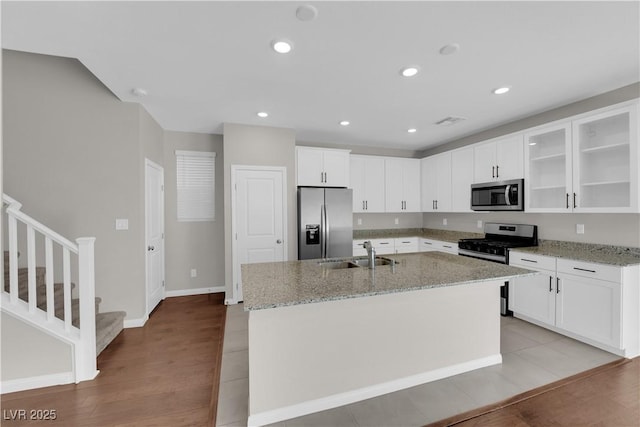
320, 204, 327, 258
324, 204, 330, 257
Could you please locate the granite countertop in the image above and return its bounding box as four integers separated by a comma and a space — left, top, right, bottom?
513, 240, 640, 267
242, 251, 534, 310
353, 228, 483, 243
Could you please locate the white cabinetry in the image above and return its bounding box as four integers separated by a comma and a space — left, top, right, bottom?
296, 147, 350, 187
473, 135, 524, 183
384, 158, 421, 212
394, 237, 419, 253
419, 238, 458, 255
451, 147, 474, 212
509, 251, 639, 357
420, 153, 452, 212
350, 155, 386, 212
353, 238, 395, 256
525, 103, 639, 213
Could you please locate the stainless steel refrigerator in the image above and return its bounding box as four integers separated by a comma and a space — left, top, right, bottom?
298, 187, 353, 260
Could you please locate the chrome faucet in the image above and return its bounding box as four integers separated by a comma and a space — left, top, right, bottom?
363, 241, 376, 269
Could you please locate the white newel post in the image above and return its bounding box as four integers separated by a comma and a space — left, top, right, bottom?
75, 237, 99, 382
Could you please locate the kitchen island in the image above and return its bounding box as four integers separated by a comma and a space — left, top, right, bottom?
242, 251, 534, 426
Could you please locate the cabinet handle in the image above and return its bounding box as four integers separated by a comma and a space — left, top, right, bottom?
520, 258, 538, 263
365, 200, 368, 210
573, 193, 577, 209
443, 245, 452, 249
432, 200, 435, 210
492, 166, 495, 178
496, 165, 499, 178
379, 242, 389, 245
549, 276, 553, 292
321, 172, 324, 183
566, 193, 570, 209
573, 267, 596, 273
362, 201, 365, 210
424, 242, 433, 245
435, 200, 438, 210
556, 277, 560, 294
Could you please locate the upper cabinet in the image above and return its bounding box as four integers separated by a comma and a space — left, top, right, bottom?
450, 147, 474, 212
473, 135, 524, 183
421, 152, 452, 212
351, 155, 386, 212
525, 103, 638, 213
296, 146, 350, 187
384, 157, 421, 212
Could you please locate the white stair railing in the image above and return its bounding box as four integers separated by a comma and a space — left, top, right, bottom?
1, 194, 98, 383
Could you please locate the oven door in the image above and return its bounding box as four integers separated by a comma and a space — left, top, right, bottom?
470, 179, 524, 211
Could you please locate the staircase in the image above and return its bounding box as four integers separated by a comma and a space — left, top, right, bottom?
3, 252, 126, 356
1, 194, 125, 390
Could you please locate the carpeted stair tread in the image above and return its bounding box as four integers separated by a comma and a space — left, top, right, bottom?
96, 311, 126, 356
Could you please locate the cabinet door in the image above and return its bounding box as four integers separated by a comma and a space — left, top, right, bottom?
403, 159, 421, 212
435, 152, 452, 212
509, 272, 556, 326
419, 238, 437, 252
297, 147, 324, 186
524, 123, 573, 212
350, 156, 366, 212
572, 105, 638, 213
323, 150, 350, 187
556, 273, 621, 349
473, 141, 496, 183
451, 147, 474, 212
421, 156, 437, 212
364, 156, 386, 212
495, 135, 524, 180
385, 159, 405, 212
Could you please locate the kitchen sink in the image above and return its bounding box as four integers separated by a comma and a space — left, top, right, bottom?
350, 256, 395, 268
318, 256, 395, 269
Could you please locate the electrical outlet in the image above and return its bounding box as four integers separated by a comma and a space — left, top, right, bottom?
394, 218, 399, 225
115, 218, 129, 230
443, 218, 448, 226
190, 268, 197, 278
576, 224, 585, 234
357, 218, 362, 225
477, 220, 483, 229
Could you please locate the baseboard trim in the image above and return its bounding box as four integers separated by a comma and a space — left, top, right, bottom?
1, 371, 75, 394
165, 286, 226, 298
123, 316, 148, 329
247, 354, 502, 426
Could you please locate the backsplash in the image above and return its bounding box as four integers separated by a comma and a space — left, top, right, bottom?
422, 212, 640, 248
352, 213, 423, 230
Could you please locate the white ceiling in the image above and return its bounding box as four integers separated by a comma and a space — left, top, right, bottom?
2, 1, 639, 151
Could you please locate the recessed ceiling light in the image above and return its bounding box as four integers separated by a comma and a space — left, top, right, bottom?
439, 43, 460, 55
296, 5, 318, 21
339, 120, 350, 126
407, 128, 417, 133
257, 112, 269, 118
131, 87, 147, 97
400, 66, 420, 77
493, 87, 511, 95
529, 142, 537, 146
271, 39, 293, 54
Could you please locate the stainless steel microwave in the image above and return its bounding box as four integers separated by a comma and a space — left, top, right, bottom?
471, 179, 524, 211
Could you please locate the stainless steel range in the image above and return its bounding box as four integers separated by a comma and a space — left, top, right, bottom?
458, 223, 538, 264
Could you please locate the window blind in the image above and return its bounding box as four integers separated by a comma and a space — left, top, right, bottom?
176, 150, 216, 221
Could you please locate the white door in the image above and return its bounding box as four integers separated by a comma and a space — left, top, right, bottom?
145, 160, 165, 315
232, 166, 286, 303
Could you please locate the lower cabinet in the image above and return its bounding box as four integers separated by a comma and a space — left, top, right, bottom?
394, 237, 419, 254
353, 237, 456, 256
419, 238, 458, 255
509, 251, 638, 357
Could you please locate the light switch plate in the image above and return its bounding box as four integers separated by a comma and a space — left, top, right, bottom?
443, 218, 448, 226
394, 218, 399, 225
477, 220, 483, 229
190, 269, 197, 278
576, 224, 585, 234
357, 218, 362, 225
115, 219, 129, 230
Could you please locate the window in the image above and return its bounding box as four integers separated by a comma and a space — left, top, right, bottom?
176, 150, 216, 221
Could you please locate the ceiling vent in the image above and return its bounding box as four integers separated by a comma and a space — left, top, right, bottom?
435, 116, 466, 126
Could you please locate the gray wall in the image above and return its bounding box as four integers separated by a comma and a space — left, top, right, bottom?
223, 123, 296, 299
419, 83, 640, 247
353, 213, 423, 231
163, 130, 225, 292
1, 312, 72, 381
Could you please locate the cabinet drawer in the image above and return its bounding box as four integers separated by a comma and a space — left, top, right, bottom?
394, 237, 418, 247
509, 251, 556, 271
557, 259, 621, 283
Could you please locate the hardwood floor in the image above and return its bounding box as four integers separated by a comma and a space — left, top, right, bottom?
1, 294, 226, 426
430, 357, 640, 427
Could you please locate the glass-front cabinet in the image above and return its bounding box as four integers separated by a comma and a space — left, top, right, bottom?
525, 102, 638, 213
572, 106, 637, 212
524, 123, 572, 212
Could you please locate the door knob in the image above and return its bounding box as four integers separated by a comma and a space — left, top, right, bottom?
148, 245, 155, 251
276, 239, 282, 244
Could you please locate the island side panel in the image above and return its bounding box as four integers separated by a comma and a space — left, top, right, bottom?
247, 280, 502, 425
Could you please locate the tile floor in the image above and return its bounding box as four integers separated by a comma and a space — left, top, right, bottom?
216, 304, 621, 427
